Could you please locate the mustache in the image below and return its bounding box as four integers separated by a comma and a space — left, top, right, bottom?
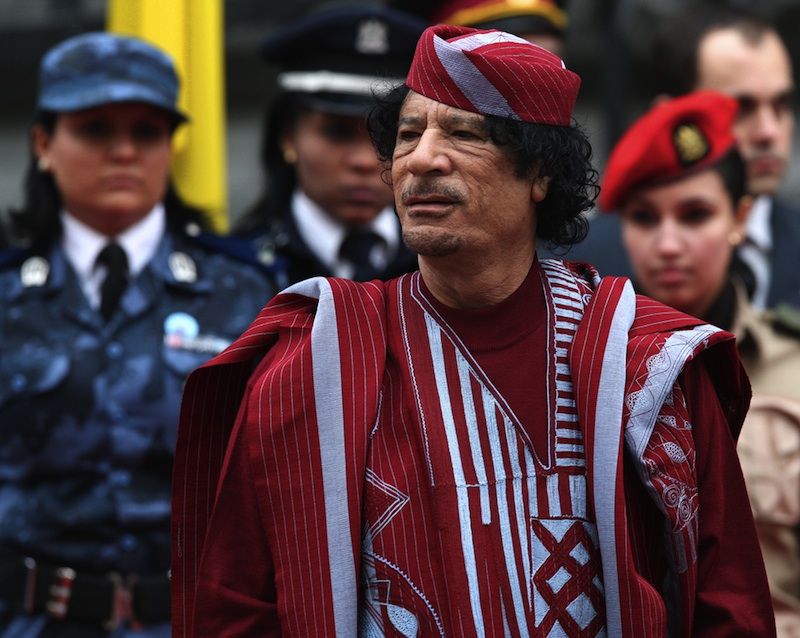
400, 182, 465, 203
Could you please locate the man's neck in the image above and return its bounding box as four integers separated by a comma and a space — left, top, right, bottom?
419, 250, 535, 309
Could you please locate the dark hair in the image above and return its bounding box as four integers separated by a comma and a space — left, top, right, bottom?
652, 3, 777, 98
368, 84, 597, 247
235, 92, 311, 234
5, 110, 208, 250
713, 146, 748, 207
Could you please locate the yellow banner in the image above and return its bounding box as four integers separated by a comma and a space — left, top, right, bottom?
107, 0, 229, 232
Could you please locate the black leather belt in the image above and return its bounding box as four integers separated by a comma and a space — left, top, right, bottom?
0, 549, 170, 629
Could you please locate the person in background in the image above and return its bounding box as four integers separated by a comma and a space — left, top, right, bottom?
575, 4, 800, 312
236, 4, 425, 286
0, 32, 272, 636
171, 25, 773, 637
601, 89, 800, 636
389, 0, 569, 55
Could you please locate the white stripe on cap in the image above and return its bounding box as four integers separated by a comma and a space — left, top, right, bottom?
449, 31, 568, 69
277, 70, 405, 96
432, 34, 518, 119
448, 30, 531, 51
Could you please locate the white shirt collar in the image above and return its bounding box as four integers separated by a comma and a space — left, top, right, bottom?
744, 195, 773, 251
61, 204, 166, 308
291, 190, 399, 275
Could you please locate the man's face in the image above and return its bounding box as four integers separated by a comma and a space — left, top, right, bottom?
391, 92, 540, 263
696, 28, 795, 196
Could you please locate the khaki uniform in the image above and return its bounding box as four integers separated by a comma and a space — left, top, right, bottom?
735, 283, 800, 637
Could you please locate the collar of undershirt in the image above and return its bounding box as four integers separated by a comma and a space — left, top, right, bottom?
419, 257, 546, 352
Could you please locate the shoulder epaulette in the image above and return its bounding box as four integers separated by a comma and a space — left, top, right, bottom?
180, 224, 288, 277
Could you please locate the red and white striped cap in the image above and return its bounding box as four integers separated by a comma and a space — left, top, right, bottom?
405, 24, 580, 125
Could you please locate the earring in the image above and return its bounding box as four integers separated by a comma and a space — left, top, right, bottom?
728, 230, 744, 246
37, 156, 51, 172
282, 147, 298, 165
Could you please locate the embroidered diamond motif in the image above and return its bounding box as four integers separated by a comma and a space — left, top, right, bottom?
546, 567, 570, 594
567, 593, 596, 630
532, 519, 606, 636
570, 542, 590, 566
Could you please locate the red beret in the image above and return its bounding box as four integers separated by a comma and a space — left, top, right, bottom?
405, 24, 580, 125
432, 0, 568, 33
599, 90, 739, 212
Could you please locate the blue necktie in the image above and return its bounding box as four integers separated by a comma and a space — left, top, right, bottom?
339, 230, 384, 281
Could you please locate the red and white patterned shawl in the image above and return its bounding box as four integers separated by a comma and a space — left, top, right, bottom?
171, 262, 748, 637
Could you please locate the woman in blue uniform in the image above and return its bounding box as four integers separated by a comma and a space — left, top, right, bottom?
0, 32, 272, 636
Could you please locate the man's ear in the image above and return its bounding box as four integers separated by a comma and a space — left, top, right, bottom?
532, 174, 552, 203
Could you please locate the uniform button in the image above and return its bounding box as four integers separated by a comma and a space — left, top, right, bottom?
120, 534, 138, 552
10, 374, 26, 393
110, 470, 132, 487
106, 341, 124, 359
8, 307, 22, 320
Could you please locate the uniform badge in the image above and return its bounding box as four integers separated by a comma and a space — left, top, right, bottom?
673, 122, 709, 166
356, 18, 389, 55
163, 311, 230, 354
164, 312, 200, 348
20, 256, 49, 287
168, 251, 197, 283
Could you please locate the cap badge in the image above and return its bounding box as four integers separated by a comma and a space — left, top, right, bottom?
356, 18, 389, 55
20, 256, 49, 287
673, 122, 709, 166
168, 251, 197, 283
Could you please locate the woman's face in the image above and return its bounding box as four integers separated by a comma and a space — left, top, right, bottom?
620, 168, 750, 318
34, 102, 173, 236
282, 110, 393, 225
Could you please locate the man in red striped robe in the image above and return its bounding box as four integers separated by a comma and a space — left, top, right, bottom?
171, 24, 775, 637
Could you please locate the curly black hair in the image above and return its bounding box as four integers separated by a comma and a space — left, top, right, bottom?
368, 84, 598, 248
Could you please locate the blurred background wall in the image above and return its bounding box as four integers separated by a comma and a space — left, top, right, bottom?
0, 0, 798, 226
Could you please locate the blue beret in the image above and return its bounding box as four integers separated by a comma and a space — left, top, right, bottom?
37, 32, 188, 122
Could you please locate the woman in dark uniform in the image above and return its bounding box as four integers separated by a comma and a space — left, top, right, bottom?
236, 5, 425, 285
